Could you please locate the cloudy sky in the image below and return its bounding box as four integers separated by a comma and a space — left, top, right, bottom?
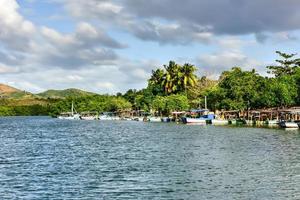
0, 0, 300, 93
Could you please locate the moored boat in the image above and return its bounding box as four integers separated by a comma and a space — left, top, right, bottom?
81, 112, 98, 120
148, 117, 162, 122
279, 121, 299, 128
58, 102, 81, 120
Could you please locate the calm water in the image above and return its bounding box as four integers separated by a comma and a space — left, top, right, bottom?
0, 117, 300, 199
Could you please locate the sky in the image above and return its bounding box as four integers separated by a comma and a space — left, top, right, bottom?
0, 0, 300, 94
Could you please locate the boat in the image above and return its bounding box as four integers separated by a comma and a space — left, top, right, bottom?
58, 102, 81, 120
81, 112, 98, 120
182, 109, 214, 124
122, 117, 132, 121
279, 121, 299, 128
184, 118, 207, 124
99, 112, 120, 121
148, 117, 162, 122
99, 115, 112, 120
133, 117, 145, 121
161, 117, 171, 123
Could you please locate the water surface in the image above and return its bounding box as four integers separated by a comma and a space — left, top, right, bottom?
0, 117, 300, 199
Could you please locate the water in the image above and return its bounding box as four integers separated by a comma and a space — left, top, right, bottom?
0, 117, 300, 199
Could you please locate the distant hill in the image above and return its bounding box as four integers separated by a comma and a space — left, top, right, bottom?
37, 88, 96, 99
0, 84, 34, 99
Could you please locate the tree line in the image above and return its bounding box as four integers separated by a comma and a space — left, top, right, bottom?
122, 51, 300, 114
1, 51, 299, 116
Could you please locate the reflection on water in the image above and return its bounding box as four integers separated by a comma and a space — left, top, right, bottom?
0, 117, 299, 199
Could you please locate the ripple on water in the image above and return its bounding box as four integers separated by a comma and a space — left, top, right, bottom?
0, 117, 300, 199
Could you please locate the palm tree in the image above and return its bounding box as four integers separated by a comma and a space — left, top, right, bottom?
162, 61, 181, 94
149, 69, 164, 85
180, 63, 197, 93
148, 69, 165, 95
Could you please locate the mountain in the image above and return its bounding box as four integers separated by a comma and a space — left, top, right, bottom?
0, 84, 34, 99
37, 88, 96, 99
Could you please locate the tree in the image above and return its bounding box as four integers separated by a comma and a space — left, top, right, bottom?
213, 67, 265, 110
148, 69, 165, 96
148, 61, 199, 96
162, 61, 181, 94
267, 51, 300, 77
180, 63, 197, 93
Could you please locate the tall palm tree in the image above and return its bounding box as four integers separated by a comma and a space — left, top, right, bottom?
148, 68, 165, 95
162, 61, 181, 94
149, 69, 164, 85
180, 63, 197, 93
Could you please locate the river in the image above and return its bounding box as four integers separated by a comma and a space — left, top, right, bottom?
0, 117, 299, 199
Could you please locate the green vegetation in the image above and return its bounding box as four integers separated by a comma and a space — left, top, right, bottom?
1, 51, 300, 117
48, 95, 132, 117
37, 88, 96, 99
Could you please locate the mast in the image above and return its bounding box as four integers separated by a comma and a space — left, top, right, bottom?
71, 101, 74, 116
205, 96, 207, 110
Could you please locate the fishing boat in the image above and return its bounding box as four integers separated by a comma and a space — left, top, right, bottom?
279, 121, 299, 128
183, 109, 215, 124
58, 102, 81, 120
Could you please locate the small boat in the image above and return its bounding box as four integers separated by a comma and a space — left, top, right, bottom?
99, 115, 113, 120
183, 109, 214, 124
279, 121, 299, 128
148, 117, 162, 122
81, 112, 98, 120
133, 117, 144, 121
99, 112, 120, 121
122, 117, 132, 121
58, 102, 81, 120
184, 114, 215, 124
184, 118, 207, 124
161, 117, 171, 123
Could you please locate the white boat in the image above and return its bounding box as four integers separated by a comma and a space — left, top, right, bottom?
133, 117, 145, 121
81, 112, 98, 120
211, 119, 229, 125
148, 117, 162, 122
58, 102, 81, 120
99, 115, 113, 120
122, 117, 132, 121
99, 115, 120, 121
280, 121, 299, 128
81, 116, 98, 120
185, 118, 207, 124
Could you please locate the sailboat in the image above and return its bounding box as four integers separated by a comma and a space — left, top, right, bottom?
58, 102, 81, 120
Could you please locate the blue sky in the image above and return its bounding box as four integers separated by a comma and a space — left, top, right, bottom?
0, 0, 300, 93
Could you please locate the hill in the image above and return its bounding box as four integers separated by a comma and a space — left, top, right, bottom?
0, 84, 34, 99
37, 88, 96, 99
